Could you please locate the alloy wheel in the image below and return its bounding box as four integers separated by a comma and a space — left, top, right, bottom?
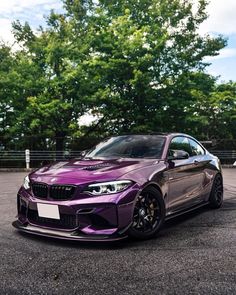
214, 175, 223, 205
132, 192, 161, 233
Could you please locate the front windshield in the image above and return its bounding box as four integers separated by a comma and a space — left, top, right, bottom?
85, 135, 166, 159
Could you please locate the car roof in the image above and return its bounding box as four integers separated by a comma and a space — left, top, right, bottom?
114, 133, 194, 138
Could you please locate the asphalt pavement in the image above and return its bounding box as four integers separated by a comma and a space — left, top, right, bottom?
0, 169, 235, 295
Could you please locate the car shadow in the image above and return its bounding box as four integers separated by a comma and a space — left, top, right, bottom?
16, 200, 234, 249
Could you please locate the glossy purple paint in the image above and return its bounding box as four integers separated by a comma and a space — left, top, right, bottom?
12, 133, 222, 241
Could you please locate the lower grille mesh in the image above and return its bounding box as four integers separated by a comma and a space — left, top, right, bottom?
28, 209, 77, 229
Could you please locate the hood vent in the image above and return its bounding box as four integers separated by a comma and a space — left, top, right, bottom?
82, 163, 114, 171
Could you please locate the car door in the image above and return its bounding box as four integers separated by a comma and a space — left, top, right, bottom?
166, 136, 206, 213
187, 138, 211, 201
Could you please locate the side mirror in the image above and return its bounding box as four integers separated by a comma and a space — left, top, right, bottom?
168, 149, 189, 160
80, 150, 88, 158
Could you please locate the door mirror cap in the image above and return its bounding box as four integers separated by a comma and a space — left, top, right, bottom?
80, 149, 92, 158
80, 150, 88, 157
168, 149, 189, 160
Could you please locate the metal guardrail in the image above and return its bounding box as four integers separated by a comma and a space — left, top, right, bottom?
0, 149, 236, 168
209, 150, 236, 159
0, 151, 82, 160
0, 150, 82, 168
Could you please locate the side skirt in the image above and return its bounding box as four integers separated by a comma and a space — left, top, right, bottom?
165, 201, 209, 221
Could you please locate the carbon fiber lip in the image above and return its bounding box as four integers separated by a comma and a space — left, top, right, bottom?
12, 220, 128, 242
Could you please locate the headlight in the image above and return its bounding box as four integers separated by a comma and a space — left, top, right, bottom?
23, 176, 30, 190
83, 180, 133, 195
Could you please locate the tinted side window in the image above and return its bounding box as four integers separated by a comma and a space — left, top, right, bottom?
189, 139, 205, 156
169, 137, 192, 155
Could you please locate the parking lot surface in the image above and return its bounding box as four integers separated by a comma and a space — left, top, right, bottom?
0, 169, 235, 295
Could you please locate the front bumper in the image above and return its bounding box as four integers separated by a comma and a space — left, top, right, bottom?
13, 185, 139, 241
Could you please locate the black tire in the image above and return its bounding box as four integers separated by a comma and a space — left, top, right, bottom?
128, 186, 166, 240
209, 174, 223, 209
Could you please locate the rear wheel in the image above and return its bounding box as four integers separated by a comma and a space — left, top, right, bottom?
128, 186, 165, 240
209, 174, 223, 209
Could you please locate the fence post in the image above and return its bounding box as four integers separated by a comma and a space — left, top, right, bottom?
25, 149, 30, 170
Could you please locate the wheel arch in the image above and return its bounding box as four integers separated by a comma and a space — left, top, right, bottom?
139, 181, 164, 198
128, 181, 166, 239
128, 182, 166, 225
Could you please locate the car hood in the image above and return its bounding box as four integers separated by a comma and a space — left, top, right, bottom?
30, 158, 160, 185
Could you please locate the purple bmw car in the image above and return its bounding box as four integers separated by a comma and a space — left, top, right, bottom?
13, 133, 223, 241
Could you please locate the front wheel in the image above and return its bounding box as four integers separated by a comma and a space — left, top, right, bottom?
209, 174, 223, 209
128, 186, 165, 240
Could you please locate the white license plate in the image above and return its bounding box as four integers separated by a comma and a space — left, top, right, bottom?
37, 203, 60, 220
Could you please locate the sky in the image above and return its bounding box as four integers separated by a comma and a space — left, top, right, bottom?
199, 0, 236, 82
0, 0, 236, 84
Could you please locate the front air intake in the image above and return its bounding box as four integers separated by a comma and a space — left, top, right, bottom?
27, 209, 77, 229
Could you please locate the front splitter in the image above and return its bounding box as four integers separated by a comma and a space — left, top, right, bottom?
12, 220, 128, 242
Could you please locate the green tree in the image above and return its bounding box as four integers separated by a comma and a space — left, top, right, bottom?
0, 44, 45, 149
0, 45, 14, 142
77, 0, 226, 134
0, 0, 231, 152
11, 3, 93, 150
188, 80, 236, 139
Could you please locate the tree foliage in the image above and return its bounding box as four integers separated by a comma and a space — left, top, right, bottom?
0, 0, 235, 151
